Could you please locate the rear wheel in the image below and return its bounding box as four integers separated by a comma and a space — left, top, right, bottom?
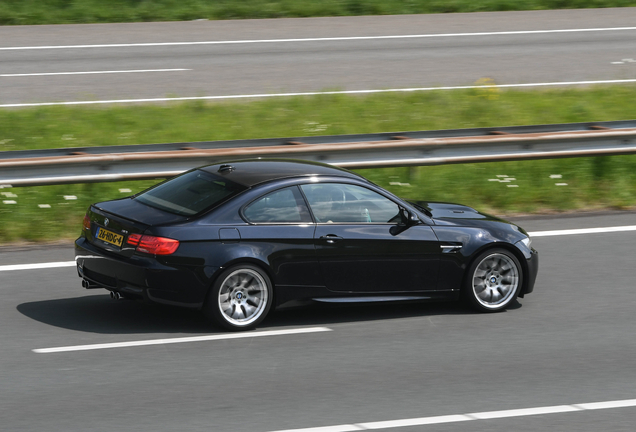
464, 248, 522, 312
205, 265, 273, 331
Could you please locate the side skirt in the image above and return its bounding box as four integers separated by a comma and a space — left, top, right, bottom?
312, 296, 434, 303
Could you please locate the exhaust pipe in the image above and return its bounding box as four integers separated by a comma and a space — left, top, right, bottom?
82, 279, 102, 289
110, 291, 124, 300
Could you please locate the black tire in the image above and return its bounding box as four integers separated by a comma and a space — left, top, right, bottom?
204, 264, 273, 331
463, 248, 523, 312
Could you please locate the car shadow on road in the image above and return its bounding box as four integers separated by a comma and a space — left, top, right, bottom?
265, 299, 507, 328
16, 294, 211, 335
17, 293, 521, 334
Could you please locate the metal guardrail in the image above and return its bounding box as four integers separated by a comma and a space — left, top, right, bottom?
1, 120, 636, 187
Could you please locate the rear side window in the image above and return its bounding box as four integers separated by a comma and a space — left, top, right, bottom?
243, 186, 312, 223
135, 170, 245, 216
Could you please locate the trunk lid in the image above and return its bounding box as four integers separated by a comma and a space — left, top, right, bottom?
85, 198, 187, 257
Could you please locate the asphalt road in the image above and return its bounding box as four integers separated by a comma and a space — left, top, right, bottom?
1, 211, 635, 431
2, 8, 636, 105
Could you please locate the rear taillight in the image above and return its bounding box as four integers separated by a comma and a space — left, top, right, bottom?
83, 213, 91, 231
126, 234, 179, 255
126, 233, 142, 246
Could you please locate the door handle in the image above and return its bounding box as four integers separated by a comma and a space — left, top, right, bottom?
320, 234, 343, 244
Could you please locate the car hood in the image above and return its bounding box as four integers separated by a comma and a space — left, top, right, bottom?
413, 201, 529, 235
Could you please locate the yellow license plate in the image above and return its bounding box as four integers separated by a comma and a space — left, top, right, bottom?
96, 227, 123, 247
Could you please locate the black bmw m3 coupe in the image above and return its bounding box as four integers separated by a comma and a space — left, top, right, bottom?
75, 159, 538, 330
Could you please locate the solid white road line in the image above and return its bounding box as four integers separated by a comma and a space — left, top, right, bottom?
0, 69, 190, 77
2, 27, 636, 51
529, 225, 636, 237
0, 261, 75, 272
32, 327, 332, 353
3, 79, 636, 108
1, 226, 635, 272
270, 399, 636, 432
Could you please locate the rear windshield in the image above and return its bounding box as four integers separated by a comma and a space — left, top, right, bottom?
134, 170, 245, 216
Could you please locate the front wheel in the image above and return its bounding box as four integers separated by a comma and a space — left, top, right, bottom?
463, 248, 522, 312
205, 265, 273, 331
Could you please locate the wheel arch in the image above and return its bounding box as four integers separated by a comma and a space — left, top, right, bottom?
462, 242, 529, 297
202, 257, 277, 309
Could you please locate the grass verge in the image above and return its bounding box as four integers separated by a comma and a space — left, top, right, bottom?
1, 0, 636, 25
1, 85, 636, 243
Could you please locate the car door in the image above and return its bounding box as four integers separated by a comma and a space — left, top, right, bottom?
300, 183, 440, 293
241, 185, 320, 288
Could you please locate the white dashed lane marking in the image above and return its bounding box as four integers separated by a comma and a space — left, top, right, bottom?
1, 69, 190, 77
3, 79, 636, 108
32, 327, 333, 353
269, 399, 636, 432
2, 26, 636, 51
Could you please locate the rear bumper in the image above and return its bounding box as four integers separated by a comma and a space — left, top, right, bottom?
75, 237, 214, 308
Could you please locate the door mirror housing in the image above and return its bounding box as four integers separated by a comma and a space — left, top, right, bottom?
390, 208, 419, 236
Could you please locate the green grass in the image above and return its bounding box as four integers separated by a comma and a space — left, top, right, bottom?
1, 85, 636, 244
4, 85, 636, 152
0, 181, 156, 244
1, 0, 636, 25
358, 155, 636, 216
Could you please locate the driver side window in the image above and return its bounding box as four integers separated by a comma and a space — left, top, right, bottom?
301, 183, 400, 223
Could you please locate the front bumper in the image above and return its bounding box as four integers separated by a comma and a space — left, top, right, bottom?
521, 247, 539, 296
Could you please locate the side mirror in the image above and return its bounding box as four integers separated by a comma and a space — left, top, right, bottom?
401, 207, 420, 225
390, 208, 419, 236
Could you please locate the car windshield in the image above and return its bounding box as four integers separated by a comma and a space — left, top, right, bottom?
135, 170, 245, 216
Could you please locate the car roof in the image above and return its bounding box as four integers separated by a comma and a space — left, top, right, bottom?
199, 159, 365, 187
